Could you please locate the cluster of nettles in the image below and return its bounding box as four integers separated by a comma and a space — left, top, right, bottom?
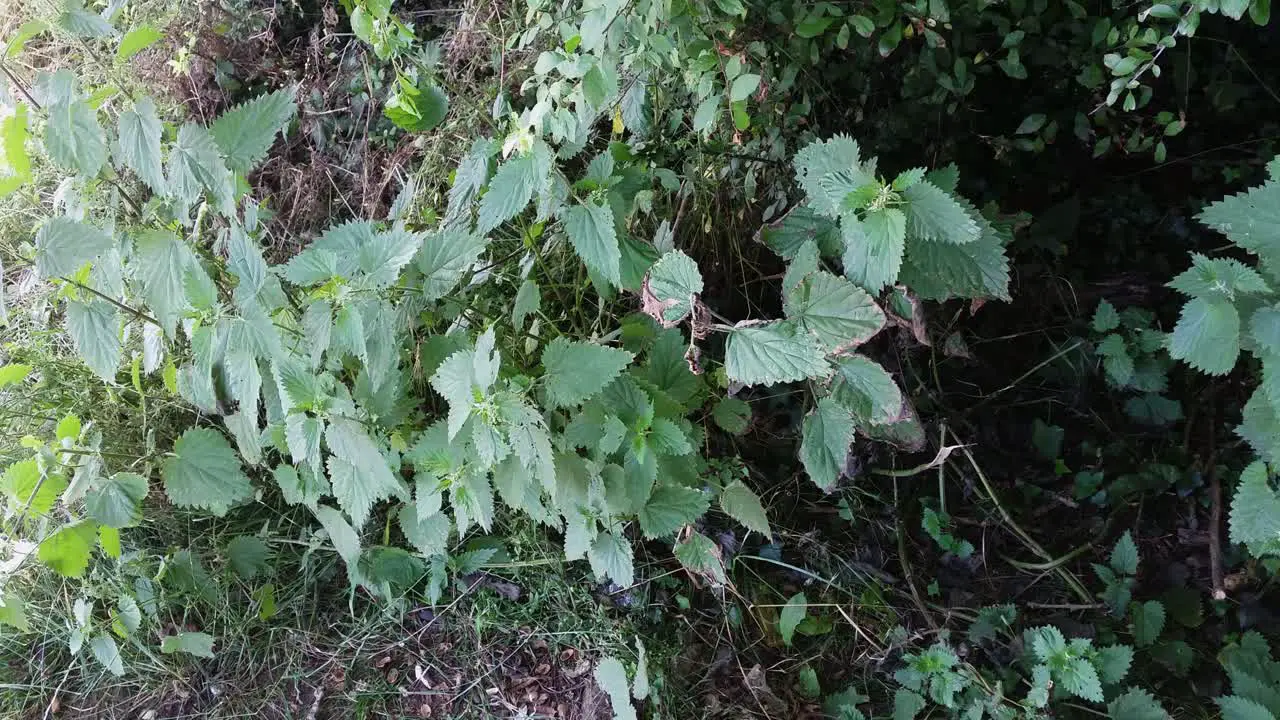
1089, 299, 1181, 426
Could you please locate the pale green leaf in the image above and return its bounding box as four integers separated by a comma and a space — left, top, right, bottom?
210, 87, 297, 173
161, 428, 252, 516
1169, 253, 1271, 298
166, 123, 234, 212
66, 300, 121, 382
794, 136, 872, 217
35, 216, 113, 278
0, 592, 30, 632
1252, 306, 1280, 355
416, 227, 488, 301
1108, 689, 1170, 720
37, 519, 97, 577
724, 320, 829, 386
643, 250, 703, 325
712, 397, 751, 434
132, 229, 193, 336
719, 480, 770, 536
562, 199, 621, 285
116, 24, 162, 60
588, 529, 634, 586
46, 88, 107, 176
1197, 181, 1280, 258
226, 535, 270, 579
477, 151, 539, 233
842, 209, 905, 293
633, 638, 650, 700
284, 413, 322, 476
784, 270, 885, 353
595, 656, 638, 720
637, 485, 708, 538
398, 502, 451, 557
116, 97, 164, 193
1060, 657, 1105, 702
0, 364, 31, 388
900, 217, 1012, 301
894, 688, 926, 720
512, 278, 541, 328
780, 592, 807, 646
1169, 297, 1240, 375
1095, 644, 1134, 685
273, 464, 329, 509
160, 632, 216, 658
84, 472, 147, 528
1239, 389, 1280, 465
831, 355, 902, 426
674, 531, 727, 584
1093, 300, 1121, 333
1110, 530, 1139, 575
903, 181, 980, 244
648, 417, 692, 455
1129, 600, 1166, 647
90, 634, 124, 676
451, 469, 495, 535
729, 73, 760, 102
801, 397, 855, 491
1, 460, 65, 515
325, 417, 408, 530
1229, 462, 1280, 554
541, 337, 633, 408
1216, 697, 1275, 720
445, 137, 497, 225
315, 504, 362, 566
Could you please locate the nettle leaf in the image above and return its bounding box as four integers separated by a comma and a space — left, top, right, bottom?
116, 97, 165, 194
210, 87, 297, 173
1229, 462, 1280, 554
643, 250, 703, 325
166, 123, 234, 212
903, 181, 980, 244
161, 428, 252, 516
588, 529, 634, 587
1252, 306, 1280, 355
1169, 253, 1271, 298
794, 135, 873, 217
562, 199, 621, 286
1106, 691, 1169, 720
37, 519, 97, 577
719, 480, 770, 536
45, 86, 107, 176
160, 632, 216, 659
1110, 530, 1140, 575
84, 472, 147, 528
779, 592, 807, 646
2, 460, 65, 515
674, 531, 727, 584
355, 227, 422, 288
758, 206, 842, 260
431, 328, 501, 439
0, 104, 32, 198
842, 209, 905, 293
1216, 697, 1275, 720
725, 321, 830, 386
595, 656, 638, 720
325, 417, 408, 530
89, 634, 124, 676
712, 397, 751, 434
1239, 389, 1280, 464
285, 413, 323, 475
1169, 297, 1240, 375
477, 148, 543, 233
1059, 657, 1105, 702
637, 485, 708, 538
1129, 600, 1166, 647
66, 300, 121, 382
116, 24, 162, 60
784, 270, 885, 353
226, 535, 271, 579
451, 469, 495, 535
35, 217, 113, 278
398, 502, 452, 556
1197, 180, 1280, 258
831, 355, 902, 426
1093, 300, 1121, 333
648, 418, 693, 456
899, 207, 1012, 301
801, 397, 855, 491
446, 137, 497, 225
417, 227, 488, 301
132, 230, 194, 336
315, 504, 362, 567
541, 337, 634, 408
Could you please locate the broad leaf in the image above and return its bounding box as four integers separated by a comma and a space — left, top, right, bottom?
800, 397, 854, 491
132, 230, 193, 336
66, 300, 121, 382
899, 219, 1012, 301
116, 97, 165, 193
595, 656, 638, 720
903, 181, 980, 244
724, 321, 830, 386
1129, 600, 1166, 647
226, 535, 271, 579
674, 531, 727, 584
1110, 530, 1139, 575
84, 472, 147, 528
784, 270, 885, 353
166, 123, 234, 213
1107, 689, 1169, 720
1197, 180, 1280, 258
643, 250, 703, 325
793, 135, 873, 217
1169, 297, 1240, 375
210, 87, 297, 173
842, 209, 905, 292
831, 355, 902, 425
325, 417, 408, 530
160, 632, 216, 658
637, 485, 708, 538
477, 150, 541, 233
37, 519, 97, 577
417, 227, 488, 301
562, 199, 621, 285
1229, 462, 1280, 555
588, 529, 634, 586
779, 592, 807, 646
719, 480, 770, 536
90, 634, 124, 676
45, 83, 107, 176
116, 24, 162, 60
35, 217, 113, 278
541, 337, 634, 408
161, 428, 252, 516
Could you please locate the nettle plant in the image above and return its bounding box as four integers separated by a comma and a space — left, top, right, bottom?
1089, 299, 1182, 426
643, 135, 1011, 489
1162, 158, 1280, 560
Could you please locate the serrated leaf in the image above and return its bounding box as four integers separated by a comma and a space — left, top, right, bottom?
477, 151, 540, 233
117, 97, 165, 193
512, 278, 541, 328
166, 123, 233, 212
968, 605, 1016, 643
161, 428, 252, 516
1030, 625, 1068, 662
1108, 688, 1169, 720
210, 87, 297, 173
712, 397, 751, 434
85, 472, 147, 528
899, 211, 1011, 301
89, 634, 124, 676
894, 688, 926, 720
673, 531, 727, 584
384, 77, 448, 132
643, 250, 703, 325
831, 355, 902, 426
1239, 389, 1280, 465
1, 460, 66, 516
1129, 600, 1166, 647
633, 638, 650, 700
356, 227, 422, 288
1252, 306, 1280, 355
1110, 530, 1139, 575
35, 217, 113, 279
842, 209, 905, 292
780, 592, 807, 646
1169, 296, 1240, 375
903, 181, 980, 244
315, 504, 362, 568
132, 229, 194, 336
451, 469, 495, 535
37, 519, 97, 577
1197, 180, 1280, 258
1093, 300, 1121, 332
66, 300, 120, 382
801, 397, 855, 491
1058, 656, 1104, 702
1170, 254, 1272, 299
1229, 462, 1280, 553
562, 199, 621, 285
46, 87, 107, 176
1216, 696, 1276, 720
226, 535, 271, 579
160, 632, 216, 658
445, 137, 497, 225
784, 270, 885, 353
325, 417, 407, 530
1095, 644, 1134, 685
588, 529, 634, 586
398, 503, 452, 557
719, 480, 769, 536
794, 136, 873, 217
637, 485, 708, 538
1098, 334, 1134, 386
0, 104, 32, 198
725, 321, 829, 386
595, 656, 637, 720
541, 337, 633, 408
0, 592, 30, 632
116, 24, 162, 60
758, 205, 843, 260
417, 227, 488, 301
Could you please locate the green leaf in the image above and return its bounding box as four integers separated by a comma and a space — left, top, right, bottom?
35, 216, 113, 279
0, 104, 33, 197
160, 632, 216, 659
325, 417, 408, 530
5, 20, 48, 59
1197, 181, 1280, 258
417, 227, 489, 301
1016, 113, 1048, 135
1110, 530, 1139, 575
1094, 644, 1134, 685
85, 472, 147, 528
477, 151, 540, 233
116, 25, 162, 60
445, 137, 497, 225
712, 397, 751, 434
759, 206, 842, 260
0, 364, 31, 388
226, 535, 271, 579
968, 605, 1016, 643
719, 480, 770, 536
900, 220, 1012, 301
161, 428, 252, 516
209, 87, 297, 173
588, 530, 634, 586
116, 97, 165, 194
1129, 600, 1166, 647
801, 397, 855, 491
37, 519, 97, 577
1030, 625, 1068, 663
1229, 462, 1280, 553
1, 460, 65, 515
0, 592, 30, 632
90, 634, 124, 676
643, 250, 703, 325
397, 502, 451, 556
779, 592, 807, 646
512, 278, 541, 328
725, 321, 830, 386
1098, 334, 1134, 387
1107, 689, 1169, 720
284, 413, 323, 476
384, 76, 449, 132
729, 73, 760, 102
831, 355, 903, 426
1252, 306, 1280, 355
794, 136, 873, 218
842, 209, 905, 292
894, 688, 926, 720
315, 504, 362, 567
1216, 697, 1275, 720
784, 271, 885, 353
45, 87, 107, 176
66, 300, 121, 382
562, 199, 621, 286
166, 123, 234, 212
1169, 254, 1271, 299
1239, 389, 1280, 465
450, 469, 494, 534
1060, 657, 1104, 702
1093, 300, 1121, 332
638, 485, 708, 538
595, 656, 637, 720
903, 181, 980, 244
673, 531, 727, 584
1169, 297, 1240, 375
633, 638, 650, 700
355, 227, 422, 288
541, 337, 634, 408
57, 0, 113, 38
132, 230, 194, 336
